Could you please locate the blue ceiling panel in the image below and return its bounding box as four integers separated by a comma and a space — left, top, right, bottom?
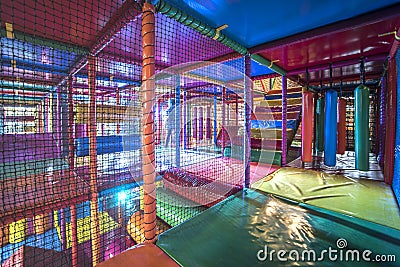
158, 0, 400, 48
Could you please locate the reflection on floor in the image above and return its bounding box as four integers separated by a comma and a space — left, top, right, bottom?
251, 167, 400, 229
157, 189, 400, 267
287, 151, 384, 181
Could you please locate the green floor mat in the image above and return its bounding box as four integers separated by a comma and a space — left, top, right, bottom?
157, 188, 207, 227
251, 167, 400, 230
157, 189, 400, 267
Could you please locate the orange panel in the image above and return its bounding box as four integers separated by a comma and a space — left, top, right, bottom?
301, 92, 314, 163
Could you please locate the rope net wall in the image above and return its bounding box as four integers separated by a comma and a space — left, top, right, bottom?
0, 1, 250, 266
153, 13, 248, 232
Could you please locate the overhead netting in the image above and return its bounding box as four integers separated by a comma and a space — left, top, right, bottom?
0, 1, 253, 266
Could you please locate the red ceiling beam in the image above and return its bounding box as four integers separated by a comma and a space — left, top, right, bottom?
286, 54, 388, 76
308, 72, 382, 85
249, 4, 400, 53
252, 73, 280, 81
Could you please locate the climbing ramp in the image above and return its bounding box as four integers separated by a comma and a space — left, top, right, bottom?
221, 84, 303, 165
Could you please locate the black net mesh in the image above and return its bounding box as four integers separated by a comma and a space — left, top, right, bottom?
153, 13, 247, 232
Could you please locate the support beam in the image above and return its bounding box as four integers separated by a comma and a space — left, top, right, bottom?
244, 56, 252, 188
175, 75, 181, 167
281, 75, 288, 166
88, 55, 101, 266
67, 76, 78, 267
141, 2, 157, 244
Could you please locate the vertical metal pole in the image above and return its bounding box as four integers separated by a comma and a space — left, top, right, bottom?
38, 102, 43, 133
101, 96, 105, 135
198, 107, 204, 140
44, 96, 49, 132
227, 103, 230, 125
244, 55, 252, 188
59, 209, 66, 251
187, 92, 192, 148
235, 95, 238, 127
56, 90, 62, 149
175, 75, 181, 167
281, 75, 288, 166
221, 87, 226, 154
67, 76, 78, 267
206, 106, 211, 139
157, 99, 162, 145
88, 55, 100, 266
193, 106, 197, 146
141, 2, 157, 243
183, 91, 187, 149
116, 88, 120, 135
313, 92, 318, 155
213, 88, 218, 146
378, 76, 386, 167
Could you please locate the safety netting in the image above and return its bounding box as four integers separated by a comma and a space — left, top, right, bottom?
0, 1, 256, 266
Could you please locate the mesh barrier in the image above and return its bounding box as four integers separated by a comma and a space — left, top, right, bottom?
153, 13, 248, 231
0, 1, 251, 266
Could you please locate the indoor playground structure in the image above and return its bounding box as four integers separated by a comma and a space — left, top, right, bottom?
1, 0, 400, 266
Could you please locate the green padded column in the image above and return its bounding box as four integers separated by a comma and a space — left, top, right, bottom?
354, 85, 370, 171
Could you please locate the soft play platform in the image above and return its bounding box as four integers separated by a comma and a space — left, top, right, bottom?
156, 188, 206, 227
163, 157, 278, 207
251, 167, 400, 229
157, 189, 400, 267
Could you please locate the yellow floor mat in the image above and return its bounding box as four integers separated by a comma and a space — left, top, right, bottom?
251, 167, 400, 230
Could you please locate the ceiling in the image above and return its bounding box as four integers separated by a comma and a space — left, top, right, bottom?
158, 0, 400, 85
1, 0, 400, 91
157, 0, 399, 47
